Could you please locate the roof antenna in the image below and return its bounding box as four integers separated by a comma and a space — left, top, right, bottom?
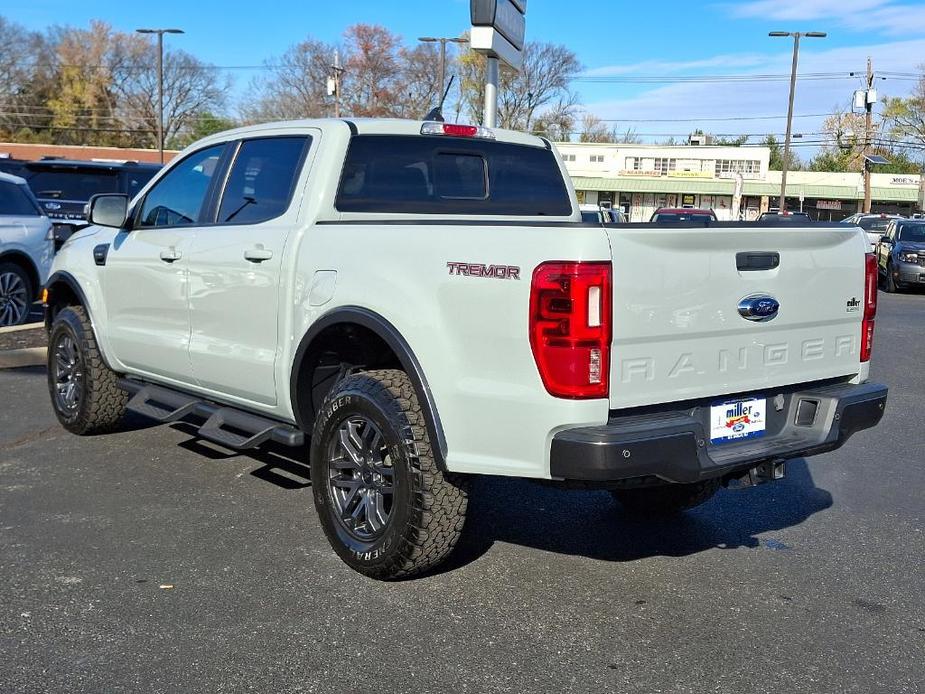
424, 75, 455, 122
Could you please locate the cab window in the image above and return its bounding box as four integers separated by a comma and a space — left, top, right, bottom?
137, 144, 225, 228
216, 137, 309, 225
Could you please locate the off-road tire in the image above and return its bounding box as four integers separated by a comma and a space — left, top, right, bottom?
310, 369, 469, 580
47, 305, 128, 435
610, 478, 721, 516
0, 261, 33, 327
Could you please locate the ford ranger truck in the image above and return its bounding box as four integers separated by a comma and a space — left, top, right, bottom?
43, 119, 888, 580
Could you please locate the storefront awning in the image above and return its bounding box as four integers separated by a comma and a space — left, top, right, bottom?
570, 176, 919, 203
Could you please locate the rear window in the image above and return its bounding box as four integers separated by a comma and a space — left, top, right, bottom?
0, 181, 41, 216
652, 213, 714, 223
858, 217, 891, 231
26, 169, 119, 201
335, 135, 571, 216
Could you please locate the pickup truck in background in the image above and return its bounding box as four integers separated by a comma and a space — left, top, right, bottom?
43, 118, 888, 579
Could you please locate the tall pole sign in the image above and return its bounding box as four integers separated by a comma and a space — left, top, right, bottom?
470, 0, 526, 127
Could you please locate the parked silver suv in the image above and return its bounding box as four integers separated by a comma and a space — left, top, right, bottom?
0, 172, 54, 326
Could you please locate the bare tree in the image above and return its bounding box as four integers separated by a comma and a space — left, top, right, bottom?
114, 41, 230, 148
394, 43, 442, 120
0, 18, 59, 140
341, 24, 402, 118
883, 66, 925, 151
459, 41, 581, 130
579, 114, 615, 143
242, 39, 337, 123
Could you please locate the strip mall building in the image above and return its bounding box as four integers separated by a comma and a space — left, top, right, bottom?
554, 141, 923, 222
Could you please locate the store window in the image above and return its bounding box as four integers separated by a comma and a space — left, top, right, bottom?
590, 154, 605, 163
626, 157, 642, 171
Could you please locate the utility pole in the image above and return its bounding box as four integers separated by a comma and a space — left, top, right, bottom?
136, 28, 184, 164
418, 36, 468, 107
864, 56, 874, 214
329, 51, 344, 118
769, 31, 826, 213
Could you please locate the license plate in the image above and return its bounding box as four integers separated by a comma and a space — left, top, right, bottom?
710, 397, 767, 444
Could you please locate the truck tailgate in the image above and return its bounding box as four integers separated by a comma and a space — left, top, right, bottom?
606, 225, 868, 410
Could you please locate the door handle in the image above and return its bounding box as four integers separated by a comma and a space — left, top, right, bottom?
243, 247, 273, 263
160, 248, 182, 263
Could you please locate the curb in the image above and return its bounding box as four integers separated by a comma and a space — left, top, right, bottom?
0, 347, 47, 369
0, 322, 43, 335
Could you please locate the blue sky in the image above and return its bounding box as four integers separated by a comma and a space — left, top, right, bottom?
11, 0, 925, 149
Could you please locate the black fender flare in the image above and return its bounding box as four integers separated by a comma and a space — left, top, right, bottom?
44, 271, 115, 369
290, 306, 449, 471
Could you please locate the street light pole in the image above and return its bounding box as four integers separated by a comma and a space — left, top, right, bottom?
418, 36, 468, 105
136, 28, 184, 164
769, 31, 826, 213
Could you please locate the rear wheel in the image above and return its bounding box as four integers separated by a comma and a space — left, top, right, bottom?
310, 369, 469, 580
47, 306, 128, 434
610, 478, 721, 516
0, 262, 32, 327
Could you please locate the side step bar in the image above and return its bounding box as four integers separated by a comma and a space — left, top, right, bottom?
119, 379, 304, 450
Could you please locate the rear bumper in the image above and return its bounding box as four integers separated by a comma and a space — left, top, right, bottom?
550, 381, 887, 484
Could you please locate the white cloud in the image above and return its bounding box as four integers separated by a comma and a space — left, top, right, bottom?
730, 0, 925, 36
579, 38, 925, 155
584, 54, 770, 77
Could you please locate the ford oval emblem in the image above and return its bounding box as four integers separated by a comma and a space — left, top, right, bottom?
738, 294, 780, 322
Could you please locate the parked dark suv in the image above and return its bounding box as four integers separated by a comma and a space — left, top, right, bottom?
20, 159, 160, 223
877, 219, 925, 292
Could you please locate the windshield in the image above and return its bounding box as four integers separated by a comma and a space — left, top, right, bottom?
899, 224, 925, 242
858, 217, 892, 231
25, 169, 119, 201
580, 211, 599, 223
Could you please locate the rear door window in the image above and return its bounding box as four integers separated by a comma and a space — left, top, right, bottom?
0, 182, 41, 216
216, 136, 309, 224
336, 135, 571, 216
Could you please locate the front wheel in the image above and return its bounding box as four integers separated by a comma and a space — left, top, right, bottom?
47, 306, 128, 434
610, 478, 721, 516
884, 263, 901, 293
310, 369, 469, 580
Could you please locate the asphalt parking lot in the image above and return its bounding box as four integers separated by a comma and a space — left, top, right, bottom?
1, 292, 923, 694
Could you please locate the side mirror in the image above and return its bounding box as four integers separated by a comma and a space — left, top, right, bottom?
88, 193, 129, 229
880, 235, 891, 244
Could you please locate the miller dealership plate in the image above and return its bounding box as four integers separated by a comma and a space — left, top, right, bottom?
710, 397, 767, 444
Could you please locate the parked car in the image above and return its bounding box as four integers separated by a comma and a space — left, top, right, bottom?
0, 172, 54, 326
757, 211, 811, 222
877, 219, 925, 292
44, 118, 887, 579
21, 158, 159, 217
649, 207, 717, 222
579, 204, 626, 224
841, 213, 904, 249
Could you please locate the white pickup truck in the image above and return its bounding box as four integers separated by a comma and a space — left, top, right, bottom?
44, 119, 888, 579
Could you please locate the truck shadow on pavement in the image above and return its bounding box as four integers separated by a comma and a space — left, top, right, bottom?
444, 460, 832, 568
167, 419, 832, 568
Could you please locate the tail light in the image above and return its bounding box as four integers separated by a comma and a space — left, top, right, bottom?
529, 261, 612, 399
861, 252, 878, 362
